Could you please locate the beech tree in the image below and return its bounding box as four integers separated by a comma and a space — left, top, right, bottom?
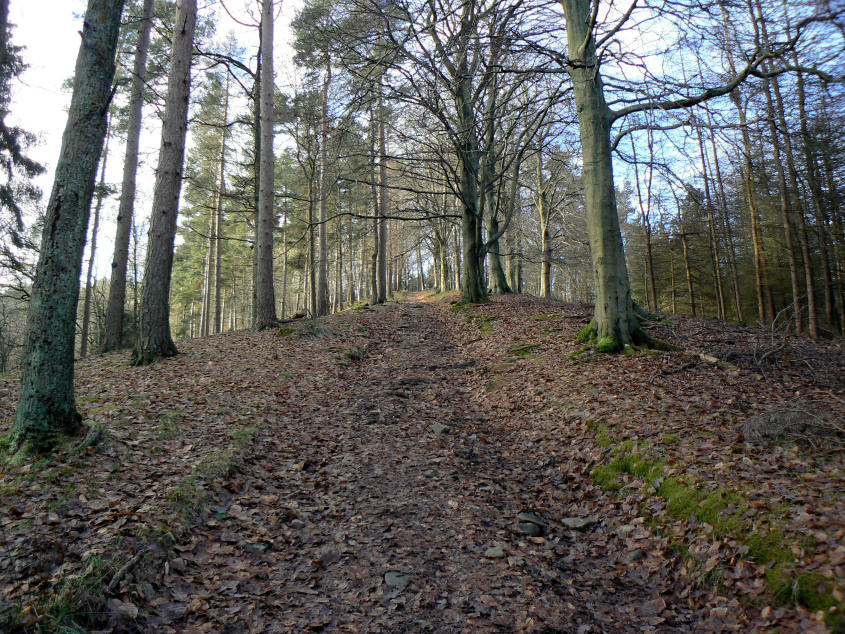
557, 0, 833, 350
132, 0, 197, 363
11, 0, 124, 452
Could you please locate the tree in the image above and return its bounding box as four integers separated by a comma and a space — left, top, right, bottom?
255, 0, 277, 329
102, 0, 153, 352
558, 0, 831, 350
0, 0, 45, 271
11, 0, 124, 453
132, 0, 197, 364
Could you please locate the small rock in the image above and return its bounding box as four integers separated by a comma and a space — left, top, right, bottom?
622, 548, 646, 564
430, 423, 450, 434
237, 540, 269, 554
516, 511, 548, 529
484, 546, 506, 559
107, 598, 138, 619
431, 456, 447, 464
515, 522, 544, 537
384, 571, 411, 588
562, 516, 599, 530
618, 524, 636, 536
290, 519, 306, 529
423, 470, 438, 478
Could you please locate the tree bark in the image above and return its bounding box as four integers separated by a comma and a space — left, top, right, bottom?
377, 85, 388, 304
132, 0, 196, 364
102, 0, 152, 352
13, 0, 124, 452
316, 56, 331, 315
213, 74, 229, 334
561, 0, 640, 349
81, 122, 110, 357
255, 0, 277, 329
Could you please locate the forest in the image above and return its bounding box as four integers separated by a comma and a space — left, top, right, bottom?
0, 0, 843, 631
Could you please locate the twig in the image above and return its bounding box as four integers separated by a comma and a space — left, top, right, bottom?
106, 549, 146, 594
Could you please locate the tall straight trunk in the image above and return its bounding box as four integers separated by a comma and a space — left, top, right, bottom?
631, 133, 659, 312
795, 68, 835, 329
316, 58, 331, 315
759, 64, 803, 332
255, 0, 276, 329
13, 0, 124, 452
369, 106, 379, 304
722, 12, 768, 324
132, 0, 197, 364
308, 180, 317, 316
766, 68, 818, 337
377, 86, 388, 303
281, 201, 288, 318
537, 152, 551, 299
102, 0, 152, 352
251, 43, 261, 326
453, 222, 462, 291
561, 0, 639, 348
696, 129, 726, 319
81, 123, 111, 357
335, 214, 343, 311
201, 211, 213, 337
213, 75, 229, 334
705, 111, 743, 322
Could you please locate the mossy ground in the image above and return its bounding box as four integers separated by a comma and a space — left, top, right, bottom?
588, 429, 843, 625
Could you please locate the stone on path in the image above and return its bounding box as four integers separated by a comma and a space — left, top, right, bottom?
562, 516, 599, 530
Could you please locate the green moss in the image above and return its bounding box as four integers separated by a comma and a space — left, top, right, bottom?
576, 321, 596, 343
596, 335, 620, 353
529, 313, 557, 322
509, 343, 539, 358
276, 327, 294, 337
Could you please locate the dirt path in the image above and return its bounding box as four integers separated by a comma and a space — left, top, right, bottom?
145, 299, 699, 633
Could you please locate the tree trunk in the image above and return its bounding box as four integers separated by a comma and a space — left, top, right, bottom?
132, 0, 196, 364
696, 128, 726, 320
81, 123, 111, 357
102, 0, 152, 352
316, 57, 331, 315
213, 74, 229, 334
561, 0, 640, 349
13, 0, 124, 452
377, 86, 388, 304
255, 0, 277, 329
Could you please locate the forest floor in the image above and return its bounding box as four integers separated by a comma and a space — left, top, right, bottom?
0, 292, 843, 633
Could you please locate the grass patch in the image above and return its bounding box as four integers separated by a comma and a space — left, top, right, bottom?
155, 410, 182, 440
529, 313, 557, 322
465, 314, 498, 334
344, 345, 365, 361
276, 326, 294, 337
509, 343, 539, 358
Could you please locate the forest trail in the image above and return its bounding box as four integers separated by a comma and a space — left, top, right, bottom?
146, 297, 696, 633
1, 293, 842, 632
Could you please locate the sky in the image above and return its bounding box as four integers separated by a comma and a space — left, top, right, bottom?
6, 0, 301, 279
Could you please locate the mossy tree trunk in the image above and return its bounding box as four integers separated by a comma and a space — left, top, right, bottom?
132, 0, 196, 363
561, 0, 640, 349
12, 0, 124, 452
